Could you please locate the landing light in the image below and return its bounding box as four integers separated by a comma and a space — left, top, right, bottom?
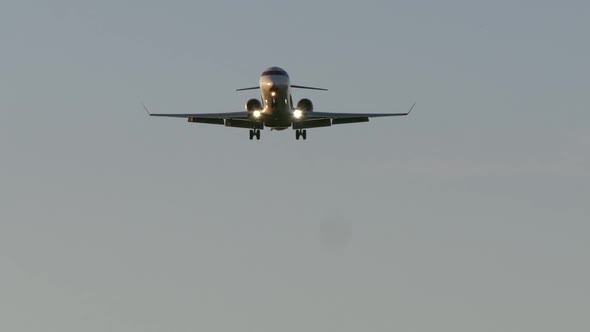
253, 110, 262, 118
271, 91, 276, 97
293, 109, 303, 119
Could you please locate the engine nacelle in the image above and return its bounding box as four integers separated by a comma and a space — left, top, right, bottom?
296, 98, 313, 112
245, 98, 263, 112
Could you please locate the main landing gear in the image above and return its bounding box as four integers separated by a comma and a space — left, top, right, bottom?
295, 129, 307, 140
249, 129, 261, 140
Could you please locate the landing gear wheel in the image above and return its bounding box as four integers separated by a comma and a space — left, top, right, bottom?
249, 130, 254, 140
255, 130, 261, 140
295, 129, 306, 140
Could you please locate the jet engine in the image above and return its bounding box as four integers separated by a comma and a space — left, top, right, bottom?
296, 98, 313, 112
245, 98, 263, 112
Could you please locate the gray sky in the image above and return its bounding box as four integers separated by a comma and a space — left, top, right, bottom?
1, 1, 589, 331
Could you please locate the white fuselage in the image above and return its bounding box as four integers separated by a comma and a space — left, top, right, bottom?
257, 67, 294, 129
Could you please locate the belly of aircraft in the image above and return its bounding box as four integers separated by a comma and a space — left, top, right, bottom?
263, 108, 292, 129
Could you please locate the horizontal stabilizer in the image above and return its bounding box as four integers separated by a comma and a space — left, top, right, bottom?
235, 86, 259, 91
291, 85, 328, 91
237, 85, 327, 91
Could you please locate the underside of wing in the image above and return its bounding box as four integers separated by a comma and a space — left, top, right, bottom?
306, 111, 409, 119
303, 102, 416, 123
147, 111, 248, 119
143, 104, 260, 127
292, 103, 416, 127
153, 112, 252, 126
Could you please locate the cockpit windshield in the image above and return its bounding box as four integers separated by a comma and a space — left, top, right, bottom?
261, 70, 289, 77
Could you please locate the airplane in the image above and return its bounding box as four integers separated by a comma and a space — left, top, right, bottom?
144, 66, 415, 140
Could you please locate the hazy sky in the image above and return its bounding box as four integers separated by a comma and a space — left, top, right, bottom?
1, 1, 589, 331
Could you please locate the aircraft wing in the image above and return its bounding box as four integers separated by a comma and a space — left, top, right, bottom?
143, 103, 257, 127
303, 103, 415, 124
147, 111, 248, 119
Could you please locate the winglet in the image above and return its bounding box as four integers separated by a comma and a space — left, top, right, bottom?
141, 102, 152, 116
407, 102, 416, 115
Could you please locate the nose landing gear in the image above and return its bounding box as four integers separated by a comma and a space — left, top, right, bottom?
249, 129, 261, 140
295, 129, 307, 140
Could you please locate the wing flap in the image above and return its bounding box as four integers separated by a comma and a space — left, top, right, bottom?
188, 118, 225, 125
332, 117, 369, 124
292, 119, 332, 129
225, 119, 264, 129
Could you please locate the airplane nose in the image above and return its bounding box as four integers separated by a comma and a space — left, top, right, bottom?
260, 75, 289, 89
